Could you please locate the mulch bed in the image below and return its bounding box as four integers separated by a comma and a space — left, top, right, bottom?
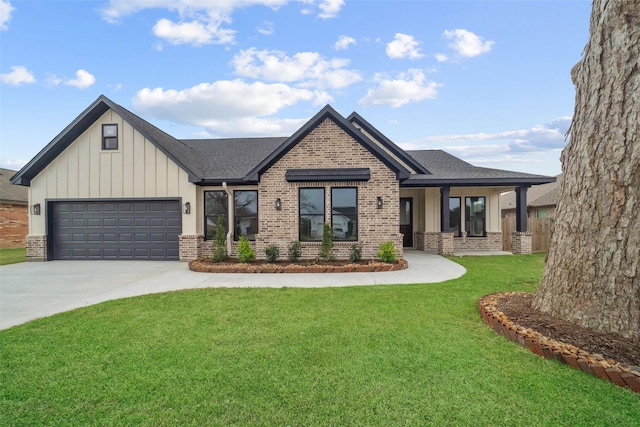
479, 292, 640, 393
189, 258, 408, 273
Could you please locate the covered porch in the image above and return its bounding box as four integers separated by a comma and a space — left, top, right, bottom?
399, 184, 533, 255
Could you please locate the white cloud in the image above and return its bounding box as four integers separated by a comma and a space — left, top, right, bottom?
0, 0, 14, 30
318, 0, 344, 18
413, 117, 571, 156
152, 18, 234, 45
443, 29, 494, 58
0, 157, 27, 170
386, 33, 424, 60
359, 69, 440, 108
435, 53, 449, 63
64, 69, 96, 89
101, 1, 341, 46
131, 80, 316, 136
232, 48, 361, 90
334, 35, 356, 50
257, 20, 274, 35
0, 66, 35, 86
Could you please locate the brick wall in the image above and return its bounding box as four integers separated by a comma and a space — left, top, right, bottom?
179, 234, 203, 261
416, 231, 439, 252
0, 203, 28, 248
26, 235, 47, 261
453, 231, 503, 251
512, 232, 533, 254
256, 118, 403, 261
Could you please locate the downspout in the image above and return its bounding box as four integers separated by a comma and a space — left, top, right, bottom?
222, 182, 233, 255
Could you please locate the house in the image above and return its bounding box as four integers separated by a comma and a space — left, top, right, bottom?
501, 175, 562, 219
0, 168, 28, 248
11, 95, 554, 261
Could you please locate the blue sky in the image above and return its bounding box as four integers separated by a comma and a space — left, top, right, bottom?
1, 0, 591, 176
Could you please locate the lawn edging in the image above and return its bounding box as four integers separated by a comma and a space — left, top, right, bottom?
478, 292, 640, 393
189, 258, 408, 273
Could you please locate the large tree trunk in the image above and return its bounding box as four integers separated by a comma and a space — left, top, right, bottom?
532, 0, 639, 342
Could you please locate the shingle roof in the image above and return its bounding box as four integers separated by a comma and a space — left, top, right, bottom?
0, 168, 28, 204
181, 137, 287, 183
403, 150, 555, 186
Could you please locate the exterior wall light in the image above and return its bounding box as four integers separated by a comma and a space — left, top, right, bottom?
275, 198, 282, 210
376, 196, 383, 209
183, 202, 191, 214
31, 203, 41, 215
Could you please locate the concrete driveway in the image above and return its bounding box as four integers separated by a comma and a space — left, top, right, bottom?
0, 250, 466, 330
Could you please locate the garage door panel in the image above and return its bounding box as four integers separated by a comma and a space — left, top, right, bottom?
52, 200, 181, 260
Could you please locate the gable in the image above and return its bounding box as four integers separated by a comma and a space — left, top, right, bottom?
245, 105, 412, 182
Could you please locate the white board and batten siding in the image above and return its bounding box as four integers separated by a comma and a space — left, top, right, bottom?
29, 109, 198, 235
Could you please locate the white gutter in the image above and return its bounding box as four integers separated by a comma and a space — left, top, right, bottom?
222, 182, 233, 254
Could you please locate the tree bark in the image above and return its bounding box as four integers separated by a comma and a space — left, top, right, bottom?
532, 0, 639, 342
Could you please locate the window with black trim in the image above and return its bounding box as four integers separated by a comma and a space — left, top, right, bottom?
102, 124, 118, 150
299, 188, 325, 242
331, 187, 357, 241
465, 196, 486, 237
449, 197, 461, 237
234, 190, 258, 240
204, 191, 228, 240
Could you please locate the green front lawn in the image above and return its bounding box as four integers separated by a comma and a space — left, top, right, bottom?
0, 247, 25, 266
1, 254, 638, 426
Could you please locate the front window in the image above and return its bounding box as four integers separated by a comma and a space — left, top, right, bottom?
234, 190, 258, 240
102, 124, 118, 150
465, 196, 486, 237
204, 191, 228, 240
299, 188, 325, 242
449, 197, 461, 236
331, 188, 357, 241
536, 208, 549, 219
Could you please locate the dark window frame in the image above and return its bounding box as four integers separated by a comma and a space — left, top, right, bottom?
102, 124, 118, 150
299, 187, 325, 242
331, 187, 358, 241
234, 190, 258, 241
204, 190, 228, 241
465, 196, 486, 237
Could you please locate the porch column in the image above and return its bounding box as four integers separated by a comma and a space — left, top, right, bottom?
515, 185, 529, 232
513, 185, 532, 254
438, 186, 454, 255
440, 186, 450, 232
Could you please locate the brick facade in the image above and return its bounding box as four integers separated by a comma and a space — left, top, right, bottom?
453, 231, 503, 251
511, 232, 533, 255
26, 235, 47, 261
438, 232, 455, 256
255, 118, 403, 261
0, 203, 28, 248
179, 234, 204, 261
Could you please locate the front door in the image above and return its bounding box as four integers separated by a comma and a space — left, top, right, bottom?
399, 197, 413, 247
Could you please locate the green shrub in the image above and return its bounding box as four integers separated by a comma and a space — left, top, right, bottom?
288, 241, 302, 262
237, 236, 255, 263
211, 215, 228, 262
349, 243, 363, 262
264, 245, 280, 263
377, 241, 397, 263
318, 223, 335, 262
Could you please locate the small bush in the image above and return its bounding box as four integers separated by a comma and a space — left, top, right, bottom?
377, 241, 397, 263
318, 223, 335, 262
349, 243, 363, 262
211, 216, 228, 262
264, 245, 280, 263
237, 236, 255, 263
288, 241, 302, 262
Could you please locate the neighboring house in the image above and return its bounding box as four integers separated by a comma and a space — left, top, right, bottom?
0, 168, 29, 248
501, 175, 562, 219
11, 95, 554, 261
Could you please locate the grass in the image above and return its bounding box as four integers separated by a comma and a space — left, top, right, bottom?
0, 247, 25, 266
1, 254, 638, 426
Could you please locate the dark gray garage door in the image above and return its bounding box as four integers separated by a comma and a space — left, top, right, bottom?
51, 200, 181, 260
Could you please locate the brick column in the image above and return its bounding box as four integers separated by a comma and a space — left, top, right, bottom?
511, 232, 532, 254
438, 232, 455, 256
179, 234, 204, 261
26, 235, 47, 261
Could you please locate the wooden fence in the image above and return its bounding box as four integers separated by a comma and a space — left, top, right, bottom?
502, 217, 553, 253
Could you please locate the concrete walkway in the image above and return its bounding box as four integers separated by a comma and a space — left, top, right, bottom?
0, 250, 466, 330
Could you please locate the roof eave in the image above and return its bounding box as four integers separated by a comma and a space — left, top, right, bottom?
401, 176, 556, 187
